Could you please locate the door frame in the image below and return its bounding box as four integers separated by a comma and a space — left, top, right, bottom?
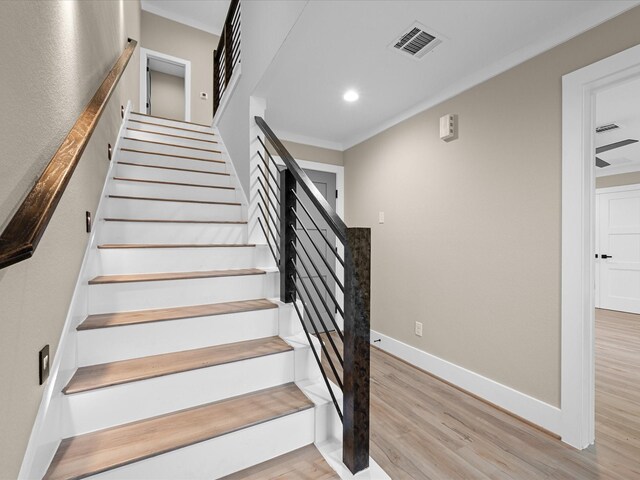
139, 48, 191, 122
561, 42, 640, 449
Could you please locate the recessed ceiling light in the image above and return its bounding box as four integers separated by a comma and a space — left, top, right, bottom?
343, 90, 359, 102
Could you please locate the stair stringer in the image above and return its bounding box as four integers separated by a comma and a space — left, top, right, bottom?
18, 102, 135, 480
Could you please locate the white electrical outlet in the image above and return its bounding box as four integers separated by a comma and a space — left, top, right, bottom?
415, 321, 423, 337
379, 211, 385, 224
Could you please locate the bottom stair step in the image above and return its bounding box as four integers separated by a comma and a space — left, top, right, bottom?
44, 383, 314, 480
220, 444, 339, 480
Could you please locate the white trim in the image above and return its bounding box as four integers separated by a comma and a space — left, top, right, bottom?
595, 162, 640, 177
212, 65, 242, 127
140, 0, 222, 36
370, 330, 562, 435
19, 103, 134, 479
140, 48, 192, 122
277, 130, 345, 152
561, 43, 640, 449
595, 183, 640, 194
341, 1, 640, 150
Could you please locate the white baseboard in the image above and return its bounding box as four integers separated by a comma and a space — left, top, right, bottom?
370, 330, 561, 436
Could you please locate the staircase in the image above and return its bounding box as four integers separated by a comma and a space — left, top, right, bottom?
40, 112, 341, 479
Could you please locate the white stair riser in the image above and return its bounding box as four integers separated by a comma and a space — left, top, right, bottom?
110, 180, 239, 203
129, 114, 213, 133
88, 273, 278, 314
77, 308, 279, 365
115, 163, 232, 186
118, 149, 227, 174
121, 137, 223, 159
105, 198, 243, 222
98, 221, 247, 244
64, 352, 294, 436
95, 246, 267, 275
88, 409, 315, 480
126, 121, 216, 142
125, 128, 221, 149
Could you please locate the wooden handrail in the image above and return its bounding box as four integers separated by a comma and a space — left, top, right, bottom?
0, 39, 138, 270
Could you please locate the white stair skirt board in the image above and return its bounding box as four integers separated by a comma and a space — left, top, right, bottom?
87, 409, 315, 480
110, 178, 239, 203
87, 271, 278, 314
117, 148, 228, 174
95, 245, 271, 275
126, 120, 216, 142
77, 308, 280, 365
105, 197, 243, 222
129, 113, 214, 133
63, 351, 295, 437
98, 221, 247, 245
125, 126, 219, 146
370, 330, 561, 435
115, 162, 233, 186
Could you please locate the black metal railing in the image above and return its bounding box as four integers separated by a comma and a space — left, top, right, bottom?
254, 117, 371, 474
213, 0, 240, 116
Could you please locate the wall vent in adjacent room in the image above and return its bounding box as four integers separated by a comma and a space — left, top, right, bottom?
596, 123, 620, 133
390, 22, 442, 59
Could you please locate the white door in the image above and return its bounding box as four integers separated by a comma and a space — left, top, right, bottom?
597, 186, 640, 313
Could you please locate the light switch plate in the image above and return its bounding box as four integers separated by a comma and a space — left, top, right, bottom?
39, 345, 50, 385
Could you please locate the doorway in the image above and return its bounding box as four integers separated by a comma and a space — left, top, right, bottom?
562, 42, 640, 449
140, 48, 191, 121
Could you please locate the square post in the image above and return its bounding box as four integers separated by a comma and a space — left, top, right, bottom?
343, 227, 371, 474
279, 169, 296, 303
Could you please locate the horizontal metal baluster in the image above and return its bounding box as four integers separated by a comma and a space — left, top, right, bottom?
257, 176, 281, 211
291, 242, 345, 340
257, 217, 279, 263
257, 174, 280, 207
291, 262, 344, 366
292, 279, 344, 386
291, 210, 345, 293
257, 202, 280, 247
256, 149, 281, 187
256, 166, 281, 202
291, 189, 345, 267
291, 299, 343, 420
257, 188, 280, 223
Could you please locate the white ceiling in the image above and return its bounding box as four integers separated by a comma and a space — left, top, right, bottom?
255, 0, 640, 150
141, 0, 231, 36
595, 77, 640, 177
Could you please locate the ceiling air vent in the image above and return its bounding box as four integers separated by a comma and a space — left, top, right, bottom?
596, 123, 620, 133
391, 22, 442, 59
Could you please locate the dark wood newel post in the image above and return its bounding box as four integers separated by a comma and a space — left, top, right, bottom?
213, 50, 219, 115
279, 169, 296, 303
224, 18, 233, 85
343, 227, 371, 474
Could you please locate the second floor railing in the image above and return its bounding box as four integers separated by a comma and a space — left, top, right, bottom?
254, 116, 371, 475
213, 0, 241, 116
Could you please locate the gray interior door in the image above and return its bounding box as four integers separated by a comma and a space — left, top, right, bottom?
295, 168, 337, 334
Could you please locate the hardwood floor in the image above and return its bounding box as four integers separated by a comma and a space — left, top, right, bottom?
221, 445, 339, 480
316, 308, 640, 479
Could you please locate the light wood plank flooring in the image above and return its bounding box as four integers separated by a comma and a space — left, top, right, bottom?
315, 308, 640, 479
221, 444, 339, 479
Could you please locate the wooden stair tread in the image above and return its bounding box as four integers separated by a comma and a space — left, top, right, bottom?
128, 118, 216, 136
132, 111, 213, 128
113, 177, 234, 190
108, 194, 241, 206
44, 383, 312, 480
63, 336, 291, 394
89, 268, 265, 285
117, 161, 230, 175
123, 137, 221, 154
103, 218, 247, 224
127, 127, 219, 144
120, 148, 224, 163
98, 243, 255, 249
221, 444, 339, 480
78, 299, 278, 330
